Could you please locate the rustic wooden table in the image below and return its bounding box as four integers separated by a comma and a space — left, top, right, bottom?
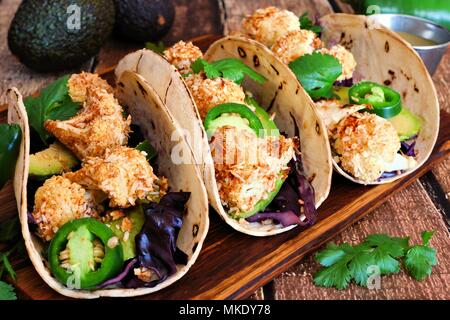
0, 0, 449, 300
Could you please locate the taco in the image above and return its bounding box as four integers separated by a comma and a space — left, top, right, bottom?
7, 71, 208, 298
238, 8, 439, 184
116, 38, 332, 236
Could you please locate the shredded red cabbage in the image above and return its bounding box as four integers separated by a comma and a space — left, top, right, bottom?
97, 258, 138, 289
401, 138, 417, 157
118, 192, 190, 288
246, 152, 317, 227
334, 78, 354, 87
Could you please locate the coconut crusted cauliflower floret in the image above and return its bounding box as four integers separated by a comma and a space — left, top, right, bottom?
318, 45, 357, 81
65, 146, 168, 208
32, 176, 100, 241
184, 73, 246, 119
163, 41, 203, 75
241, 6, 300, 47
332, 112, 400, 182
45, 77, 131, 159
271, 29, 322, 64
67, 72, 113, 103
210, 126, 295, 214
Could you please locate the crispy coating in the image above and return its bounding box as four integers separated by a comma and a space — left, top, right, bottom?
184, 74, 246, 119
45, 84, 131, 160
332, 112, 400, 182
241, 7, 300, 47
318, 45, 357, 81
210, 126, 295, 214
271, 29, 322, 64
32, 176, 100, 241
164, 41, 203, 75
68, 72, 113, 103
65, 146, 167, 208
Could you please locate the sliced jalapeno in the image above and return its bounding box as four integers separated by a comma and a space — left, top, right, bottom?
48, 218, 123, 289
204, 103, 264, 136
349, 81, 402, 118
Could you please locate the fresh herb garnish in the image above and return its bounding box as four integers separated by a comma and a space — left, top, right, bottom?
299, 12, 322, 35
191, 58, 266, 85
0, 281, 16, 300
314, 231, 437, 289
24, 75, 81, 145
289, 52, 342, 100
405, 231, 438, 281
0, 216, 23, 300
136, 140, 157, 161
145, 41, 165, 54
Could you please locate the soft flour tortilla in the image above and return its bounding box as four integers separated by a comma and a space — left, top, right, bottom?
116, 38, 332, 236
317, 14, 440, 184
8, 71, 209, 298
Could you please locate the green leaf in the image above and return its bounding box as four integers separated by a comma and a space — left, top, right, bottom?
145, 41, 165, 54
421, 230, 434, 246
0, 281, 16, 300
191, 58, 266, 85
0, 216, 20, 243
315, 243, 348, 267
289, 52, 342, 100
314, 253, 353, 289
2, 255, 15, 281
405, 245, 437, 281
135, 140, 157, 161
299, 12, 322, 35
24, 75, 81, 144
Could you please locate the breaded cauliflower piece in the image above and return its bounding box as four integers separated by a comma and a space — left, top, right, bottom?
185, 74, 246, 119
332, 112, 400, 182
271, 29, 322, 64
45, 87, 131, 160
318, 45, 357, 81
241, 6, 300, 47
210, 126, 295, 214
164, 41, 203, 75
68, 72, 113, 103
65, 146, 167, 208
32, 176, 100, 241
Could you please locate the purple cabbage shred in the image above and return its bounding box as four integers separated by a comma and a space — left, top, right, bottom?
334, 78, 354, 87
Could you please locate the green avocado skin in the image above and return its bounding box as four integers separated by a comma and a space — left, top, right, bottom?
8, 0, 115, 72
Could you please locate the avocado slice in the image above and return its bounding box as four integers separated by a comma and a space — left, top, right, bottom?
245, 96, 280, 136
333, 86, 350, 104
231, 177, 285, 219
206, 114, 254, 137
388, 107, 422, 141
29, 143, 79, 180
108, 206, 145, 260
8, 0, 115, 72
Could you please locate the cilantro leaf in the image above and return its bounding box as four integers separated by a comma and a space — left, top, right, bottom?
24, 75, 81, 144
364, 234, 409, 274
405, 231, 437, 281
289, 52, 342, 100
315, 242, 348, 267
191, 58, 266, 85
299, 12, 322, 35
0, 281, 16, 300
1, 255, 16, 281
136, 140, 157, 161
145, 41, 165, 54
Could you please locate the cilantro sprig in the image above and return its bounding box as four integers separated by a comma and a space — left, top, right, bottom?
191, 58, 266, 85
314, 231, 437, 289
289, 52, 342, 100
0, 216, 23, 300
299, 12, 322, 35
24, 75, 81, 145
145, 41, 165, 54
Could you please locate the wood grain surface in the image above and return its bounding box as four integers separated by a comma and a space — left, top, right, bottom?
0, 0, 449, 300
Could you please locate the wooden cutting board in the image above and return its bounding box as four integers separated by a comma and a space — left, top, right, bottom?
1, 35, 450, 300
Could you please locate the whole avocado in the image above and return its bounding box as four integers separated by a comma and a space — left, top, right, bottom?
8, 0, 115, 72
114, 0, 175, 42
